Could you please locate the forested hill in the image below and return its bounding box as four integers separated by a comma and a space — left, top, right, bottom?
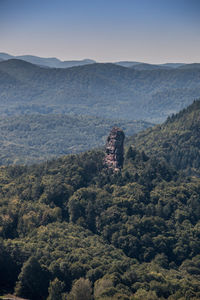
1, 59, 200, 122
131, 99, 200, 175
0, 114, 152, 165
1, 101, 200, 299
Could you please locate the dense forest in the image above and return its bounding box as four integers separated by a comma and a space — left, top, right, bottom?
0, 59, 200, 122
0, 114, 151, 165
1, 100, 200, 299
131, 99, 200, 176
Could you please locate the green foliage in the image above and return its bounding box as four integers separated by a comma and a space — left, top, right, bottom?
0, 114, 151, 165
94, 277, 114, 299
1, 100, 200, 298
131, 99, 200, 175
0, 144, 199, 298
67, 278, 92, 300
131, 289, 159, 300
47, 278, 65, 300
15, 256, 50, 300
0, 240, 19, 294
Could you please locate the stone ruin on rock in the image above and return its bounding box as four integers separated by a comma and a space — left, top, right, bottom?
104, 127, 125, 171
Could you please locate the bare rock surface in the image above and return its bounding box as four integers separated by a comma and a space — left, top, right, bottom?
104, 127, 125, 171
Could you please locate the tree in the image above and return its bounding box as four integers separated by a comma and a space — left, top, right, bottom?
0, 240, 19, 293
47, 277, 65, 300
68, 278, 92, 300
131, 288, 159, 300
94, 277, 114, 299
15, 256, 50, 300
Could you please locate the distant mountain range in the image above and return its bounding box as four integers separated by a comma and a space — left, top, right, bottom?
0, 52, 96, 68
2, 54, 199, 164
115, 61, 186, 70
0, 58, 200, 122
0, 52, 189, 70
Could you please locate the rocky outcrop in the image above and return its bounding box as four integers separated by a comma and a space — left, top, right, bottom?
104, 127, 125, 171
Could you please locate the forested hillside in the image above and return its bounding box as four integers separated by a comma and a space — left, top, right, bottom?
0, 59, 200, 122
0, 114, 151, 165
1, 101, 200, 299
132, 99, 200, 175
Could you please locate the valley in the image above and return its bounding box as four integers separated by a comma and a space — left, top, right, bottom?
0, 101, 200, 299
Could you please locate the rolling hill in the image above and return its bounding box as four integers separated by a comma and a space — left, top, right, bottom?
0, 114, 152, 165
131, 99, 200, 175
178, 63, 200, 70
0, 52, 96, 68
1, 101, 200, 299
0, 59, 200, 122
0, 53, 187, 70
130, 62, 171, 70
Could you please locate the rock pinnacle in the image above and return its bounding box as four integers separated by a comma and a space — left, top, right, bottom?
104, 127, 125, 171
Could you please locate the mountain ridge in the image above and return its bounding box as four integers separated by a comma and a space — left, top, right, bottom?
0, 52, 96, 68
131, 99, 200, 175
0, 58, 200, 122
0, 52, 189, 69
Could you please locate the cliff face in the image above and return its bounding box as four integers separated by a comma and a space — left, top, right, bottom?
104, 127, 125, 171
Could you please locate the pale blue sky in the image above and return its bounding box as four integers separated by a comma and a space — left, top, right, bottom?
0, 0, 200, 63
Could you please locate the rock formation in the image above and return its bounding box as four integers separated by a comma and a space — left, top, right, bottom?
104, 127, 125, 171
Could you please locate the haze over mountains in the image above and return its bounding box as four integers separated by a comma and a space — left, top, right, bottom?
0, 57, 200, 122
115, 61, 186, 69
0, 52, 96, 68
0, 52, 187, 70
0, 53, 200, 164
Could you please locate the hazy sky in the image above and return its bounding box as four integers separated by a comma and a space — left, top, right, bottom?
1, 0, 200, 63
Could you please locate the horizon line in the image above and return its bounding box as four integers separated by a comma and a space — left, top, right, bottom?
0, 51, 199, 65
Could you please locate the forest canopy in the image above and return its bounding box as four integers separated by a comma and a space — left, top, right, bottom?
1, 100, 200, 299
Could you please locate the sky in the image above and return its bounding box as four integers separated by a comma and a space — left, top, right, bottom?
0, 0, 200, 63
